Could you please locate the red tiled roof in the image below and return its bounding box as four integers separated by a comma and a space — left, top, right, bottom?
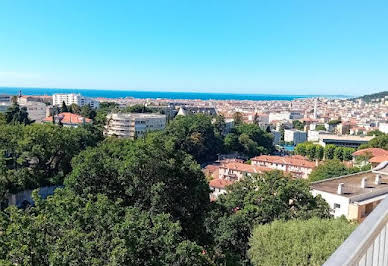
209, 178, 234, 189
220, 162, 272, 174
251, 155, 316, 168
353, 148, 388, 157
369, 156, 388, 163
44, 112, 91, 125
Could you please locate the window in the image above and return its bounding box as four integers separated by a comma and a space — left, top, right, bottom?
334, 203, 341, 209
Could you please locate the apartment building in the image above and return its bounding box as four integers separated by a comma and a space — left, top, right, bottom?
318, 134, 374, 148
53, 93, 99, 109
311, 161, 388, 222
209, 162, 271, 199
284, 129, 307, 145
251, 155, 315, 179
105, 113, 166, 139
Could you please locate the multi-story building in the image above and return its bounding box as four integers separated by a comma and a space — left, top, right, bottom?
318, 134, 374, 148
284, 129, 307, 145
17, 97, 47, 122
209, 162, 271, 199
0, 94, 12, 103
105, 113, 166, 139
53, 93, 99, 109
251, 155, 316, 179
311, 161, 388, 222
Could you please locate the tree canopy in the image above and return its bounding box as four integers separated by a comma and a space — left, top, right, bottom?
205, 171, 331, 264
65, 133, 211, 242
163, 114, 224, 163
224, 123, 274, 157
359, 134, 388, 150
4, 103, 33, 125
248, 217, 356, 266
0, 124, 100, 203
0, 189, 212, 265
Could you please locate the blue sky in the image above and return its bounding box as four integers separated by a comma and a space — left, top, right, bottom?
0, 0, 387, 95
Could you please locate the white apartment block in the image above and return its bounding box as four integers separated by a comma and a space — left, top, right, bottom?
284, 129, 307, 145
379, 122, 388, 134
105, 113, 166, 139
53, 93, 99, 109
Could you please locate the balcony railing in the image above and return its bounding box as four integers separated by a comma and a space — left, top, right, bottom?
324, 195, 388, 266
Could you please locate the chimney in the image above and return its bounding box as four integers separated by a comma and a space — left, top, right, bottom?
375, 174, 381, 185
361, 177, 367, 188
337, 183, 344, 195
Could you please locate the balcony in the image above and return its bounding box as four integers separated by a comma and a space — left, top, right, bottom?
324, 195, 388, 266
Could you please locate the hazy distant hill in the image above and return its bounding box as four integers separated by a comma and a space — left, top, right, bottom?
353, 91, 388, 102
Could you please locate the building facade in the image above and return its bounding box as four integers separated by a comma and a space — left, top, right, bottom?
284, 129, 307, 145
311, 161, 388, 222
53, 93, 100, 109
251, 155, 315, 179
105, 113, 166, 139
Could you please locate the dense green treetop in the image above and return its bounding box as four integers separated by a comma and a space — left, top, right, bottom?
0, 124, 100, 202
65, 133, 211, 242
164, 114, 224, 163
0, 189, 212, 265
359, 134, 388, 150
309, 159, 369, 182
248, 217, 356, 266
292, 120, 305, 130
4, 103, 33, 125
205, 171, 331, 264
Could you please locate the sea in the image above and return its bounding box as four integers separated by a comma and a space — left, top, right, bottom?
0, 87, 350, 101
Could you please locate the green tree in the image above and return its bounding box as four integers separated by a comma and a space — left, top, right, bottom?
206, 171, 331, 264
315, 124, 326, 131
4, 103, 32, 125
342, 147, 355, 161
61, 101, 68, 113
0, 113, 6, 125
248, 217, 356, 266
0, 189, 212, 265
359, 134, 388, 150
367, 129, 385, 136
80, 104, 97, 119
334, 146, 344, 161
69, 103, 81, 114
295, 142, 308, 156
324, 144, 336, 160
292, 120, 305, 130
213, 115, 226, 136
306, 144, 317, 160
164, 114, 223, 163
65, 134, 211, 242
309, 159, 349, 182
315, 145, 324, 160
0, 124, 100, 203
232, 112, 243, 125
126, 104, 153, 113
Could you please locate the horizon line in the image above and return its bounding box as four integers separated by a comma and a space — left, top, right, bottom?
0, 86, 356, 97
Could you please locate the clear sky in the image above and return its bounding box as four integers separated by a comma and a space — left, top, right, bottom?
0, 0, 387, 95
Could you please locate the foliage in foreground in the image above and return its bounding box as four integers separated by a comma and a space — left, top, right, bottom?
248, 217, 357, 266
309, 159, 371, 182
0, 189, 212, 265
205, 171, 331, 264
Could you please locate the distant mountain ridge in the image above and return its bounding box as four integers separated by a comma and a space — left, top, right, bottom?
353, 91, 388, 102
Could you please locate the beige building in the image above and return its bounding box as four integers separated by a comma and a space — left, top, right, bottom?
251, 155, 315, 179
105, 113, 166, 139
311, 161, 388, 222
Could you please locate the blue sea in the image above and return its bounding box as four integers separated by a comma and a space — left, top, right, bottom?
0, 87, 350, 101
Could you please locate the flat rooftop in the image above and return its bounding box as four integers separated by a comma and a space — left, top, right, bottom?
319, 134, 374, 142
311, 171, 388, 198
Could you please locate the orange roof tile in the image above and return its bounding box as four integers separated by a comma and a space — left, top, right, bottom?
209, 178, 234, 189
353, 148, 388, 157
251, 155, 316, 168
44, 112, 91, 125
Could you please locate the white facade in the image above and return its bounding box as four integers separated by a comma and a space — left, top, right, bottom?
379, 122, 388, 134
284, 129, 307, 145
311, 189, 350, 218
20, 101, 47, 122
105, 113, 166, 139
53, 93, 99, 109
269, 112, 291, 122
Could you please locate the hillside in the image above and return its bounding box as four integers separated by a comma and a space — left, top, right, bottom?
353, 91, 388, 102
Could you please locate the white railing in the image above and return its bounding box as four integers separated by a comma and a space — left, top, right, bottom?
324, 195, 388, 266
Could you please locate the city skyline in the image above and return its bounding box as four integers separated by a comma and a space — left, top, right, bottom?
1, 0, 387, 95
